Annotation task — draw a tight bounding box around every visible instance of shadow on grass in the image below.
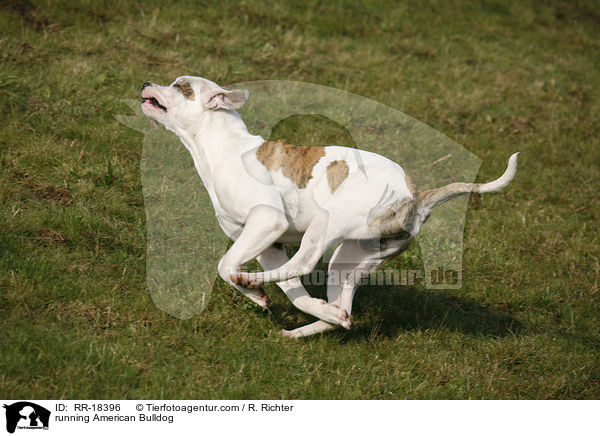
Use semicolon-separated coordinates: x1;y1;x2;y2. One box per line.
268;284;524;341
221;247;523;341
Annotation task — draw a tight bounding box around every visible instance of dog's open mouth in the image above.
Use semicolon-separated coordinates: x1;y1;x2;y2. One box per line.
141;96;167;112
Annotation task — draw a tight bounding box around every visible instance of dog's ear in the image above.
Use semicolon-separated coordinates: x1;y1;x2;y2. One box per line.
205;88;249;110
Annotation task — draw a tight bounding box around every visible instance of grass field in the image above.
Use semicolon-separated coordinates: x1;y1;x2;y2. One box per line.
1;0;599;399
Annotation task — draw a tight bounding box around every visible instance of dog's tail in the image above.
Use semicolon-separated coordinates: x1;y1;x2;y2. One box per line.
418;152;519;211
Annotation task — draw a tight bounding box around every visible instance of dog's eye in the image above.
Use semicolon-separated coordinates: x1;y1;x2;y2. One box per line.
173;83;181;89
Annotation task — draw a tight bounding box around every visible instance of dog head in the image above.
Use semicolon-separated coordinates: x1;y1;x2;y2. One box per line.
140;76;249;131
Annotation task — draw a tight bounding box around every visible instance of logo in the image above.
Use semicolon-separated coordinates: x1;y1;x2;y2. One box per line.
3;402;50;434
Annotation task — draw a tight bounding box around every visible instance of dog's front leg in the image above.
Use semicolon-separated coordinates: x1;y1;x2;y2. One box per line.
232;210;334;287
217;204;289;307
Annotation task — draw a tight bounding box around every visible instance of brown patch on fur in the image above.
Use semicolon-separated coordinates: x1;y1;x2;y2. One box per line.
404;173;418;195
374;181;476;236
326;160;349;193
418;182;475;210
369;197;418;238
256;140;325;188
175;80;195;100
369;173;422;237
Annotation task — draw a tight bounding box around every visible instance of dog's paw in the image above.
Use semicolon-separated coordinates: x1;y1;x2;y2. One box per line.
247;287;270;308
316;302;352;330
337;308;352;330
231;272;260;289
257;287;270;307
280;329;299;339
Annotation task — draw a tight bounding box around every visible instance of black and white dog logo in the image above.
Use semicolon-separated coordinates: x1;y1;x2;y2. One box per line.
3;402;50;434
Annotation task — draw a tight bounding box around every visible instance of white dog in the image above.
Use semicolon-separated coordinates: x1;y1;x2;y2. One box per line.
141;76;518;338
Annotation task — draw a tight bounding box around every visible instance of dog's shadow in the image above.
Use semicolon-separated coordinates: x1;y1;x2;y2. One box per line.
268;283;523;341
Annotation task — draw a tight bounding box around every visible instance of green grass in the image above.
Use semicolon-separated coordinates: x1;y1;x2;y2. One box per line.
1;0;599;399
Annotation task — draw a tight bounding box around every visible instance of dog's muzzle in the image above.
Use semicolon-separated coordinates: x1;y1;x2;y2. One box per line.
141;82;167;112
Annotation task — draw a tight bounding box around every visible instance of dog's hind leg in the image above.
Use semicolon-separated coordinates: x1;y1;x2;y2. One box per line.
273;237;409;339
256;244;351;330
276;239;390;339
277;242;369;339
327;237;410;319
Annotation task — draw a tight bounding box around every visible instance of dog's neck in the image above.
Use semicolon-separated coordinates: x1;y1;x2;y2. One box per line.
173;109;263;198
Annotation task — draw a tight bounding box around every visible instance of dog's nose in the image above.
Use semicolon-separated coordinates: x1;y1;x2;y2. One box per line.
141;82;152;91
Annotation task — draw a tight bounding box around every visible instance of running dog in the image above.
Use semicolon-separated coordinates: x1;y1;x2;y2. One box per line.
140;76;518;338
